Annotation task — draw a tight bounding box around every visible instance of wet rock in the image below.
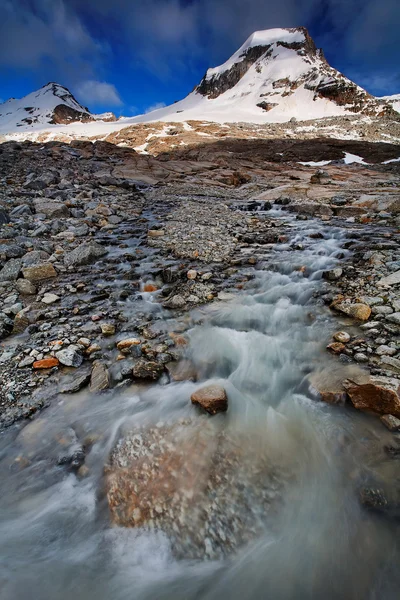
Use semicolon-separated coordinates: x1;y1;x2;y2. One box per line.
33;357;60;369
191;384;228;415
59;371;91;393
100;323;115;336
333;331;351;343
376;345;397;356
327;342;345;354
116;338;141;352
359;487;389;512
380;414;400;432
64;242;107;267
0;259;22;282
187;269;197;280
333;302;371;321
344;377;400;418
323;268;343;281
89;361;110;392
132;359;164;380
106;420;280;560
380;356;400;374
22;263;57;282
55;346;83;368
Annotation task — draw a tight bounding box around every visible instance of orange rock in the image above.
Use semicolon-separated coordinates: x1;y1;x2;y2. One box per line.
33;357;59;369
143;283;158;292
344;378;400;418
191;384;228;415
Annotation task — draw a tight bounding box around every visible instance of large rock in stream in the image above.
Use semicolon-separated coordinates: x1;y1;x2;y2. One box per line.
106;419;282;560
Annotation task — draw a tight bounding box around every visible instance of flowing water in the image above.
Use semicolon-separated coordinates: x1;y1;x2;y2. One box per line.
0;209;399;599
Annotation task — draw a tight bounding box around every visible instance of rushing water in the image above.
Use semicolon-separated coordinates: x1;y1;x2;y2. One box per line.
0;209;399;600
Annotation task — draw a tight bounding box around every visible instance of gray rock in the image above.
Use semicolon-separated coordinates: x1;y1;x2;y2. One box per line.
323;268;343;281
34;200;70;219
0;258;22;282
386;313;400;325
377;271;400;287
64;242;107;267
376;345;397;356
60;371;91;393
22;250;51;266
10;204;32;217
55;346;83;368
0;208;10;225
15;279;37;295
380;414;400;432
0;244;24;259
90;361;110;392
0;314;14;340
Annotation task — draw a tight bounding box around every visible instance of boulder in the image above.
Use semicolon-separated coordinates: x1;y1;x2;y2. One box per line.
59;371;91;394
344;377;400;418
33;200;69;218
376;270;400;287
64;242;107;267
191;384;228;415
132;359;164;380
0;258;22;282
22;262;57;281
55;346;83;368
15;279;37;295
332;302;371;321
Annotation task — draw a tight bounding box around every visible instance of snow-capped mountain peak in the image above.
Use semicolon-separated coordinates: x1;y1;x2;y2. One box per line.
136;27;396;124
0;82;115;133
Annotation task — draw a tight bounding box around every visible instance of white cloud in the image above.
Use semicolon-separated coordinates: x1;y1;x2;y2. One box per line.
145;102;167;113
75;80;122;107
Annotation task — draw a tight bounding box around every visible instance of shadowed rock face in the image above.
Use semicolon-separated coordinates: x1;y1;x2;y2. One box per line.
50;104;93;125
196;45;272;99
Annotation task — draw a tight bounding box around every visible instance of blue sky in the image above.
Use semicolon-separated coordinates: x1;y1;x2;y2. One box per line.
0;0;399;115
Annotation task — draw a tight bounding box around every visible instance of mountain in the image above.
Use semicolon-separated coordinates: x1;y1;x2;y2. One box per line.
0;29;398;140
380;94;400;114
138;27;395;124
0;82;115;133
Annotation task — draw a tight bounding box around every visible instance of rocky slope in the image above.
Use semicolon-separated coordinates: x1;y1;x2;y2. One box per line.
0;82;116;134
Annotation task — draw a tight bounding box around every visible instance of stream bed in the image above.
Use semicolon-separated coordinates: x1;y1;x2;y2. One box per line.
0;209;399;600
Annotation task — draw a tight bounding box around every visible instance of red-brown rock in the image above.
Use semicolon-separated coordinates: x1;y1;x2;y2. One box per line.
191;384;228;415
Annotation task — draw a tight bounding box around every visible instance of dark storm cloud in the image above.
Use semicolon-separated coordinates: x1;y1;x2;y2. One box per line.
0;0;399;101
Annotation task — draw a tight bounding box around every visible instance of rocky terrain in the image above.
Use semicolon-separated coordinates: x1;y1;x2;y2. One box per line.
0;132;399;562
